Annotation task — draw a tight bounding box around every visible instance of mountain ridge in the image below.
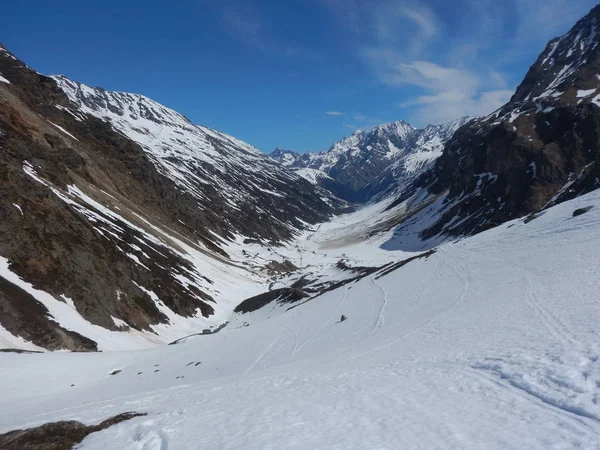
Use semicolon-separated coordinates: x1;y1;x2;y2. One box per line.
385;3;600;245
270;117;472;202
0;45;340;351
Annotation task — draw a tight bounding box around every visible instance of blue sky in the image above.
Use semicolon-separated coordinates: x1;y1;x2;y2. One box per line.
4;0;598;152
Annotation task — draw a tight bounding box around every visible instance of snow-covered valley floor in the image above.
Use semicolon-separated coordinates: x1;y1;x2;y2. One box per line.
2;192;600;449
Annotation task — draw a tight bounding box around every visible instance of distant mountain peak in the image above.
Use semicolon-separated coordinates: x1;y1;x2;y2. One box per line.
408;3;600;240
270;117;471;202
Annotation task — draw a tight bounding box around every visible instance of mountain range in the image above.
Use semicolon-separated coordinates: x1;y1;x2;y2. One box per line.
1;4;600;352
0;46;340;350
270;116;472;202
2;4;600;449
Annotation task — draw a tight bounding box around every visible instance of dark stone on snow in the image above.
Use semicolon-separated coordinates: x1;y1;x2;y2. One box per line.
573;206;593;217
0;412;146;450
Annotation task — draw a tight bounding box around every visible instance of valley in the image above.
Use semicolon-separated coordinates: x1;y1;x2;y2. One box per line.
1;190;600;449
1;4;600;449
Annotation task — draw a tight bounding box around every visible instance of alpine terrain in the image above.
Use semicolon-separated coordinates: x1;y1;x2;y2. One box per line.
1;4;600;450
270;116;472;202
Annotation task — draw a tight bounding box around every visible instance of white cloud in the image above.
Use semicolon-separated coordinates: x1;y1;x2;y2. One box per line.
323;0;599;125
400;88;514;125
322;0;438;54
325;111;344;116
220;6;265;50
372;4;438;54
363;54;512;124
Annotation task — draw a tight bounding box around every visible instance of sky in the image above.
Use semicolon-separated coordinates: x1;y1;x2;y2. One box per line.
3;0;598;153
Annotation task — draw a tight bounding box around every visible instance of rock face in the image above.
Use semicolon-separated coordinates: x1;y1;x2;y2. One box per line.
0;45;334;350
270;118;471;203
0;412;146;450
394;4;600;241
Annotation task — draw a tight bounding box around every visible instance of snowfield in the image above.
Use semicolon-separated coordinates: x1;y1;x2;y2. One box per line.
1;191;600;449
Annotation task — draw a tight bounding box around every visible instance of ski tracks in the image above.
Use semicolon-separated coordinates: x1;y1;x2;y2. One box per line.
409;255;442;313
369;276;387;335
291;286;349;358
465;365;600;434
249;286;353;371
245;321;290;373
502;251;578;349
326;249;471;368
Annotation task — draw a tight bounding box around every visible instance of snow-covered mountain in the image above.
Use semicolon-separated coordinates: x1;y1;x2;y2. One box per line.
2;5;600;449
385;4;600;244
269;147;316;168
51;75;338;242
270;117;472;202
0;46;340;351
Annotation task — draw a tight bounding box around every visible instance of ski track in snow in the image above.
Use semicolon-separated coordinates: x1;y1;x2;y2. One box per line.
504;251;578;349
369;276;387;334
292;286;348;357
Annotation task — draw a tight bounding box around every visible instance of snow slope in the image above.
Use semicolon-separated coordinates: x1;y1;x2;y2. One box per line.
1;191;600;449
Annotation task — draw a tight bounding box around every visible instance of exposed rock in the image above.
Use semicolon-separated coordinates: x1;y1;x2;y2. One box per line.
234;288;309;314
0;412;146;450
264;260;298;275
0;44;335;351
392;5;600;242
573;206;594;216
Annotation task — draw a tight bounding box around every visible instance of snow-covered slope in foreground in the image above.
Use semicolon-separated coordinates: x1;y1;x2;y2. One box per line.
2;192;600;449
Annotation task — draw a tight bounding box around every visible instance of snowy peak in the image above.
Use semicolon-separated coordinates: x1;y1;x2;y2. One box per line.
325;120;416;161
270;148;299;167
51;75;336;243
269;148;316;168
52;75;263;160
405;4;600;241
511;4;600;104
370;120;416;138
270;118;471;203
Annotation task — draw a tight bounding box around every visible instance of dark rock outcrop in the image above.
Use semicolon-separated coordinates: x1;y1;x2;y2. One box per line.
234;288;309;314
0;412;145;450
392;5;600;241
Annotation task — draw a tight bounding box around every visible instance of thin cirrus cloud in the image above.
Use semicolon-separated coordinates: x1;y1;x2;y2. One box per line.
365;55;514;124
219;4;321;60
325;111;345;116
322;0;598;125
